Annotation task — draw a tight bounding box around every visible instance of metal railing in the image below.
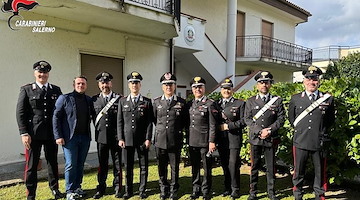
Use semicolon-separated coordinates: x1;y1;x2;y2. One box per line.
312;45;360;62
236;35;312;64
125;0;178;15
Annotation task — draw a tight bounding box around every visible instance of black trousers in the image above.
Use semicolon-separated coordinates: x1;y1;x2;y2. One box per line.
249;144;275;196
122;145;148;194
156;147;181;195
218;147;241;193
189;146;212;195
96;142;122;193
25;139;59;200
292;146;327;200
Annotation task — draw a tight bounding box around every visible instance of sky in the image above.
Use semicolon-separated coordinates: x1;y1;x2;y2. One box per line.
290;0;360;49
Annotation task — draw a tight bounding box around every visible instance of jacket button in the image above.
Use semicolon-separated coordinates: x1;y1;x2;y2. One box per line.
309;120;312;122
308;127;311;129
132;126;134;129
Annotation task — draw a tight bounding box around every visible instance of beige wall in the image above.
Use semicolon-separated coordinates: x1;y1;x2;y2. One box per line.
181;0;228;55
0;13;169;164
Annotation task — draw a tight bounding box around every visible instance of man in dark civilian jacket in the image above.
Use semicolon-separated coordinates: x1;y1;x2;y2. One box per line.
216;78;245;199
117;71;153;199
289;66;335;200
186;76;217;200
16;61;63;200
53;75;95;200
244;71;285;200
92;72;122;199
153;72;188;200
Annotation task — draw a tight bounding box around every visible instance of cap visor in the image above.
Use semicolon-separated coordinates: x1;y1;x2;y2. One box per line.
191;83;205;87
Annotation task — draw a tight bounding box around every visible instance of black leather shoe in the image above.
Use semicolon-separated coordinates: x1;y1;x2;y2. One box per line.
114;190;122;198
203;193;211;200
169;192;178;200
231;191;241;199
222;191;231;197
122;193;133;199
160;192;169;200
93;191;104;199
269;196;279;200
190;192;200;199
52;189;65;199
247;194;257;200
139;192;147;199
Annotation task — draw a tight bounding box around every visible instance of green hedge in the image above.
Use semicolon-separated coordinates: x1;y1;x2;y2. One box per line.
205;78;360;184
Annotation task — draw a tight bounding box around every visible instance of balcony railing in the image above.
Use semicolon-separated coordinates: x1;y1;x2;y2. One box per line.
125;0;179;15
236;35;312;65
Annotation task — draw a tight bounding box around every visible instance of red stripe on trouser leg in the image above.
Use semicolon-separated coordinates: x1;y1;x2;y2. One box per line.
292;146;296;178
24;148;29;196
292;186;297;191
322;157;328;191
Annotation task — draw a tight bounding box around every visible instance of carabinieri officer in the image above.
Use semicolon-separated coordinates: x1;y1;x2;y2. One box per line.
16;61;63;200
92;72;123;199
244;71;285;200
117;71;153;199
186;76;217;200
289;66;335;200
216;78;245;199
153;72;188;200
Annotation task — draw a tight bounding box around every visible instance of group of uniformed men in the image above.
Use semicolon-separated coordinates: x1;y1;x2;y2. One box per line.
16;60;334;200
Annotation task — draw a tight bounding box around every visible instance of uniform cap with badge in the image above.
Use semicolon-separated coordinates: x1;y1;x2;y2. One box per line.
302;66;323;78
96;71;113;82
33;60;51;73
254;71;273;83
160;72;177;84
127;71;143;82
190;76;206;87
220;78;233;88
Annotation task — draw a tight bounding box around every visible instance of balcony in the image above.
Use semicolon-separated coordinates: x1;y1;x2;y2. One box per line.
32;0;180;39
236;35;312;68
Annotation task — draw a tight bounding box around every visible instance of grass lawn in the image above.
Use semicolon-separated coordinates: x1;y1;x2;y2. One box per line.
0;162;357;200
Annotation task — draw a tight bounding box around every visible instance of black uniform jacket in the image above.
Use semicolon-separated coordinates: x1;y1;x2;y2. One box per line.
216;97;245;149
289;91;335;151
117;95;153;147
186;96;218;148
16;83;62;140
244;94;285;147
153;95;188;150
93;92;122;144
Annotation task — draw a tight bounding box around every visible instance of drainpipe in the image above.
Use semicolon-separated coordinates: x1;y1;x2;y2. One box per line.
226;0;237;82
169;39;174;73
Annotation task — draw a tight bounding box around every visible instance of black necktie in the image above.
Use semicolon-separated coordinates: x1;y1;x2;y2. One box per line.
105;96;109;103
262;96;267;103
167;99;171;106
132;97;137;105
222;100;227;109
42;85;47;91
310;94;315;102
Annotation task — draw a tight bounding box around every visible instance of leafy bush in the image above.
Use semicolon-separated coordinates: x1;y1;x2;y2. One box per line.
194;78;360;185
324;52;360;79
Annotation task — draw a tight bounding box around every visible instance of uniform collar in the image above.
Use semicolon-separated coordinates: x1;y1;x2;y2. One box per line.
35;82;49;89
161;95;177;101
102;91;113;99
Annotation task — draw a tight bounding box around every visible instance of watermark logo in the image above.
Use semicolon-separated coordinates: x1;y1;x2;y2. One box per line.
1;0;38;29
1;0;55;32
